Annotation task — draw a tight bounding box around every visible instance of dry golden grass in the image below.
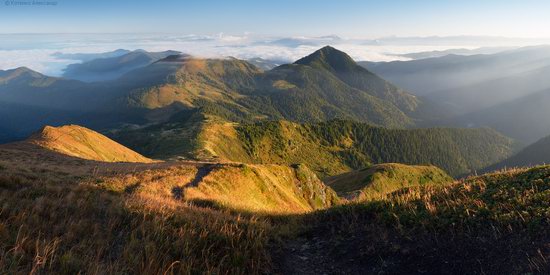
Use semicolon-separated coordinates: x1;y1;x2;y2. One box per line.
0;146;268;274
0;171;272;274
28;125;155;163
96;163;338;214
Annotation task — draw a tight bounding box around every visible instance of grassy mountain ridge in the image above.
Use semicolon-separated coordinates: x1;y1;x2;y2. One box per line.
22;123;339;213
247;62;414;127
0;67;48;84
180;163;340;213
28;124;155;163
128;56;261;110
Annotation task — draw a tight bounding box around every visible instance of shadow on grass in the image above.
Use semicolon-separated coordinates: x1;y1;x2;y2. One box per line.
172;164;219;200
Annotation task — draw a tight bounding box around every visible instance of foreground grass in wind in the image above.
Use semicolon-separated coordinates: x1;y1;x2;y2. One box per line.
0;167;273;274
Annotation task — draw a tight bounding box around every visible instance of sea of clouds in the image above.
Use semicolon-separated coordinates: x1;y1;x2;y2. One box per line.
0;33;548;76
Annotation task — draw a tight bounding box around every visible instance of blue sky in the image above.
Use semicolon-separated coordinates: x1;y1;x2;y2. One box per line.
1;0;550;38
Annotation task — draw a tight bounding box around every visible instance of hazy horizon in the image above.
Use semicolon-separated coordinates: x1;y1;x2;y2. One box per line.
2;32;550;76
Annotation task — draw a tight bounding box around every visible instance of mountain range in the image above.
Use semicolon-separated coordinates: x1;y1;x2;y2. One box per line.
121;46;426;127
2;45;548;170
0;46;438;139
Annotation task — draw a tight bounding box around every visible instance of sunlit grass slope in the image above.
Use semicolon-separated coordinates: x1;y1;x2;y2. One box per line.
0;138;338;274
28;125;155;163
0;163;272;274
99;163;339;214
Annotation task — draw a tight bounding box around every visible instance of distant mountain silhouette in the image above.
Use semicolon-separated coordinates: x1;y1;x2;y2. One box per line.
62;50;181;82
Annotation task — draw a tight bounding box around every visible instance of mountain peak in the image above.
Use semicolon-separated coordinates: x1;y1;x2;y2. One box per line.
0;67;44;82
294;46;358;72
2;67;38;75
318;45;342;53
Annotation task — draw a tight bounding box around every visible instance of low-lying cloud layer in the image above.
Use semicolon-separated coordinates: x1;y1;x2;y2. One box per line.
1;33;548;76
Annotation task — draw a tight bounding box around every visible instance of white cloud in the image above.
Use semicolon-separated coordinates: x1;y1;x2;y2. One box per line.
0;49;75;76
1;34;548;76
